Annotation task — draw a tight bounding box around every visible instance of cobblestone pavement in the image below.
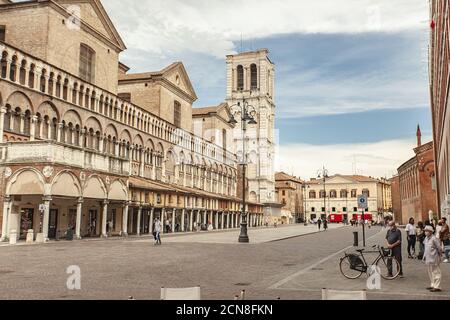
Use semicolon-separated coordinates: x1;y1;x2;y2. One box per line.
131;223;344;244
0;225;448;300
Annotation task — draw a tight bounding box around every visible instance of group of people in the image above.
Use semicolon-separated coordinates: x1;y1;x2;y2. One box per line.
385;217;449;292
316;218;328;231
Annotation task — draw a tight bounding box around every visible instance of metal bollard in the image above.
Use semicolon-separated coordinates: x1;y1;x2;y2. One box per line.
353;232;359;247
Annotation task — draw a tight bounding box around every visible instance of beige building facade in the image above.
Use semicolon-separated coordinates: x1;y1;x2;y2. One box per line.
304;175;392;223
275;172;304;225
0;0;265;243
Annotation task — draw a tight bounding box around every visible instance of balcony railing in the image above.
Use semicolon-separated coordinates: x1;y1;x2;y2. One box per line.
0;141;130;176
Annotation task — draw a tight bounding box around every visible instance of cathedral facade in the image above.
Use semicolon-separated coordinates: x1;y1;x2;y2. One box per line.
0;0;264;243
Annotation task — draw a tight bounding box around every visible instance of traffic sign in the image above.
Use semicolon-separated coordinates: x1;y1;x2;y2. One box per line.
357;195;368;209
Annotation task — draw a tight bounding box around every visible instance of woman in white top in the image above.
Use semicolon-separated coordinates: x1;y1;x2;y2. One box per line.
406;218;417;258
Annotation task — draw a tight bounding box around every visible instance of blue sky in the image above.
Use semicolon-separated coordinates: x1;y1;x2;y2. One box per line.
103;0;431;179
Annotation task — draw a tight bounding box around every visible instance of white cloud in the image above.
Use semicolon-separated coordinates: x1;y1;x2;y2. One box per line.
275;138;424;180
277;71;429;118
103;0;428;58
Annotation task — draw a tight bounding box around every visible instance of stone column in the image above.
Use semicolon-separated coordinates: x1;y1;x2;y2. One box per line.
171;209;175;233
18;113;25;134
0;107;5;144
75;198;83;239
99;135;104;153
151;155;157;180
114;142;120;157
42;197;51;242
139;148;145;177
161;208;166;234
0;196;12;241
215;212;219;230
46;120;51;140
189;210;194;232
137;206;142;236
30;116;37;141
196;210;200;228
5;59;11;83
79;129;85;148
203;210;207;226
221;212;224;229
101;200;108;237
181;209;186;232
24;65;30;87
57;123;63;142
149;207;154;234
122;202;129;236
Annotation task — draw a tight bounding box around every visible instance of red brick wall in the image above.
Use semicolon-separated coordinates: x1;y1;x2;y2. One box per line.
418;149;438;221
390;176;402;223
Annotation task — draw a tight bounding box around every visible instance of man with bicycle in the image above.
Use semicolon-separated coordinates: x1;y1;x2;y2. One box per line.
386;221;404;278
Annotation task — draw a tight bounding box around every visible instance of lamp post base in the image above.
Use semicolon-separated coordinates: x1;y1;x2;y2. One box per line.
238;222;249;243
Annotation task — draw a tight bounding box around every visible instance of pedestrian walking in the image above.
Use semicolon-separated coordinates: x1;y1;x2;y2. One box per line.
154;217;162;245
317;218;322;231
386;220;404;278
323;219;328;231
416;221;426;260
406;218;417;258
423;225;443;292
439;218;449;263
165;219;170;233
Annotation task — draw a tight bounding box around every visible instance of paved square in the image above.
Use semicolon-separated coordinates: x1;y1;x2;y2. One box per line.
0;226;448;300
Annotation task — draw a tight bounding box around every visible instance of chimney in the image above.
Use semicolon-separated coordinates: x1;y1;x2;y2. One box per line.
416;125;422;147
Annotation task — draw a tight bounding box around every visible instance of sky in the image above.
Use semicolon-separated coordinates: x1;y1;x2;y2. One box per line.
100;0;432;180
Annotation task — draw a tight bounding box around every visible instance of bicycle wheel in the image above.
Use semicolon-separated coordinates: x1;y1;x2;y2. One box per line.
376;256;401;280
340;255;364;279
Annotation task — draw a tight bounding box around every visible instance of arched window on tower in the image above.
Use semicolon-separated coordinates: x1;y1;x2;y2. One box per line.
237;65;244;91
250;63;257;90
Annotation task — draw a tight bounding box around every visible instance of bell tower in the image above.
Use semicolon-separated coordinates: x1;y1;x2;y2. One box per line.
226;49;276;205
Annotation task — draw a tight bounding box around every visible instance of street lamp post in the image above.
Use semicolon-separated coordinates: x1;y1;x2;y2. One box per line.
302;184;309;225
317;167;329;222
229;98;258;243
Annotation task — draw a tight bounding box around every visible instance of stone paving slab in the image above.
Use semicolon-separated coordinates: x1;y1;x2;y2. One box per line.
0;226;447;300
271;228;450;300
131;224;344;244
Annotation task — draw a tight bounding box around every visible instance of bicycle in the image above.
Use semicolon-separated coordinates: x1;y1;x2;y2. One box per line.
340;245;401;280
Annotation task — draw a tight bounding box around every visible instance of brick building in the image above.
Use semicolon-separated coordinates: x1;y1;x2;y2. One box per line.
429;0;450;220
274;172;304;224
396;127;438;224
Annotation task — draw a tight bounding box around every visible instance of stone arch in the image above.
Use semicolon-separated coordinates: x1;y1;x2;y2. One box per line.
37;101;59;121
165;150;176;179
146;138;155;151
120;129;132;143
6;91;34;112
108;180;128;201
157;142;164;154
82;175;107;199
133;134;144;146
62;109;82;127
51;171;81;197
85;116;102;133
105;124;118;138
6;168;45;196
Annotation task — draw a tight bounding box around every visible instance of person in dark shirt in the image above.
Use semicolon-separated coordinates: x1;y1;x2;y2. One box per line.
386;220;404;278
